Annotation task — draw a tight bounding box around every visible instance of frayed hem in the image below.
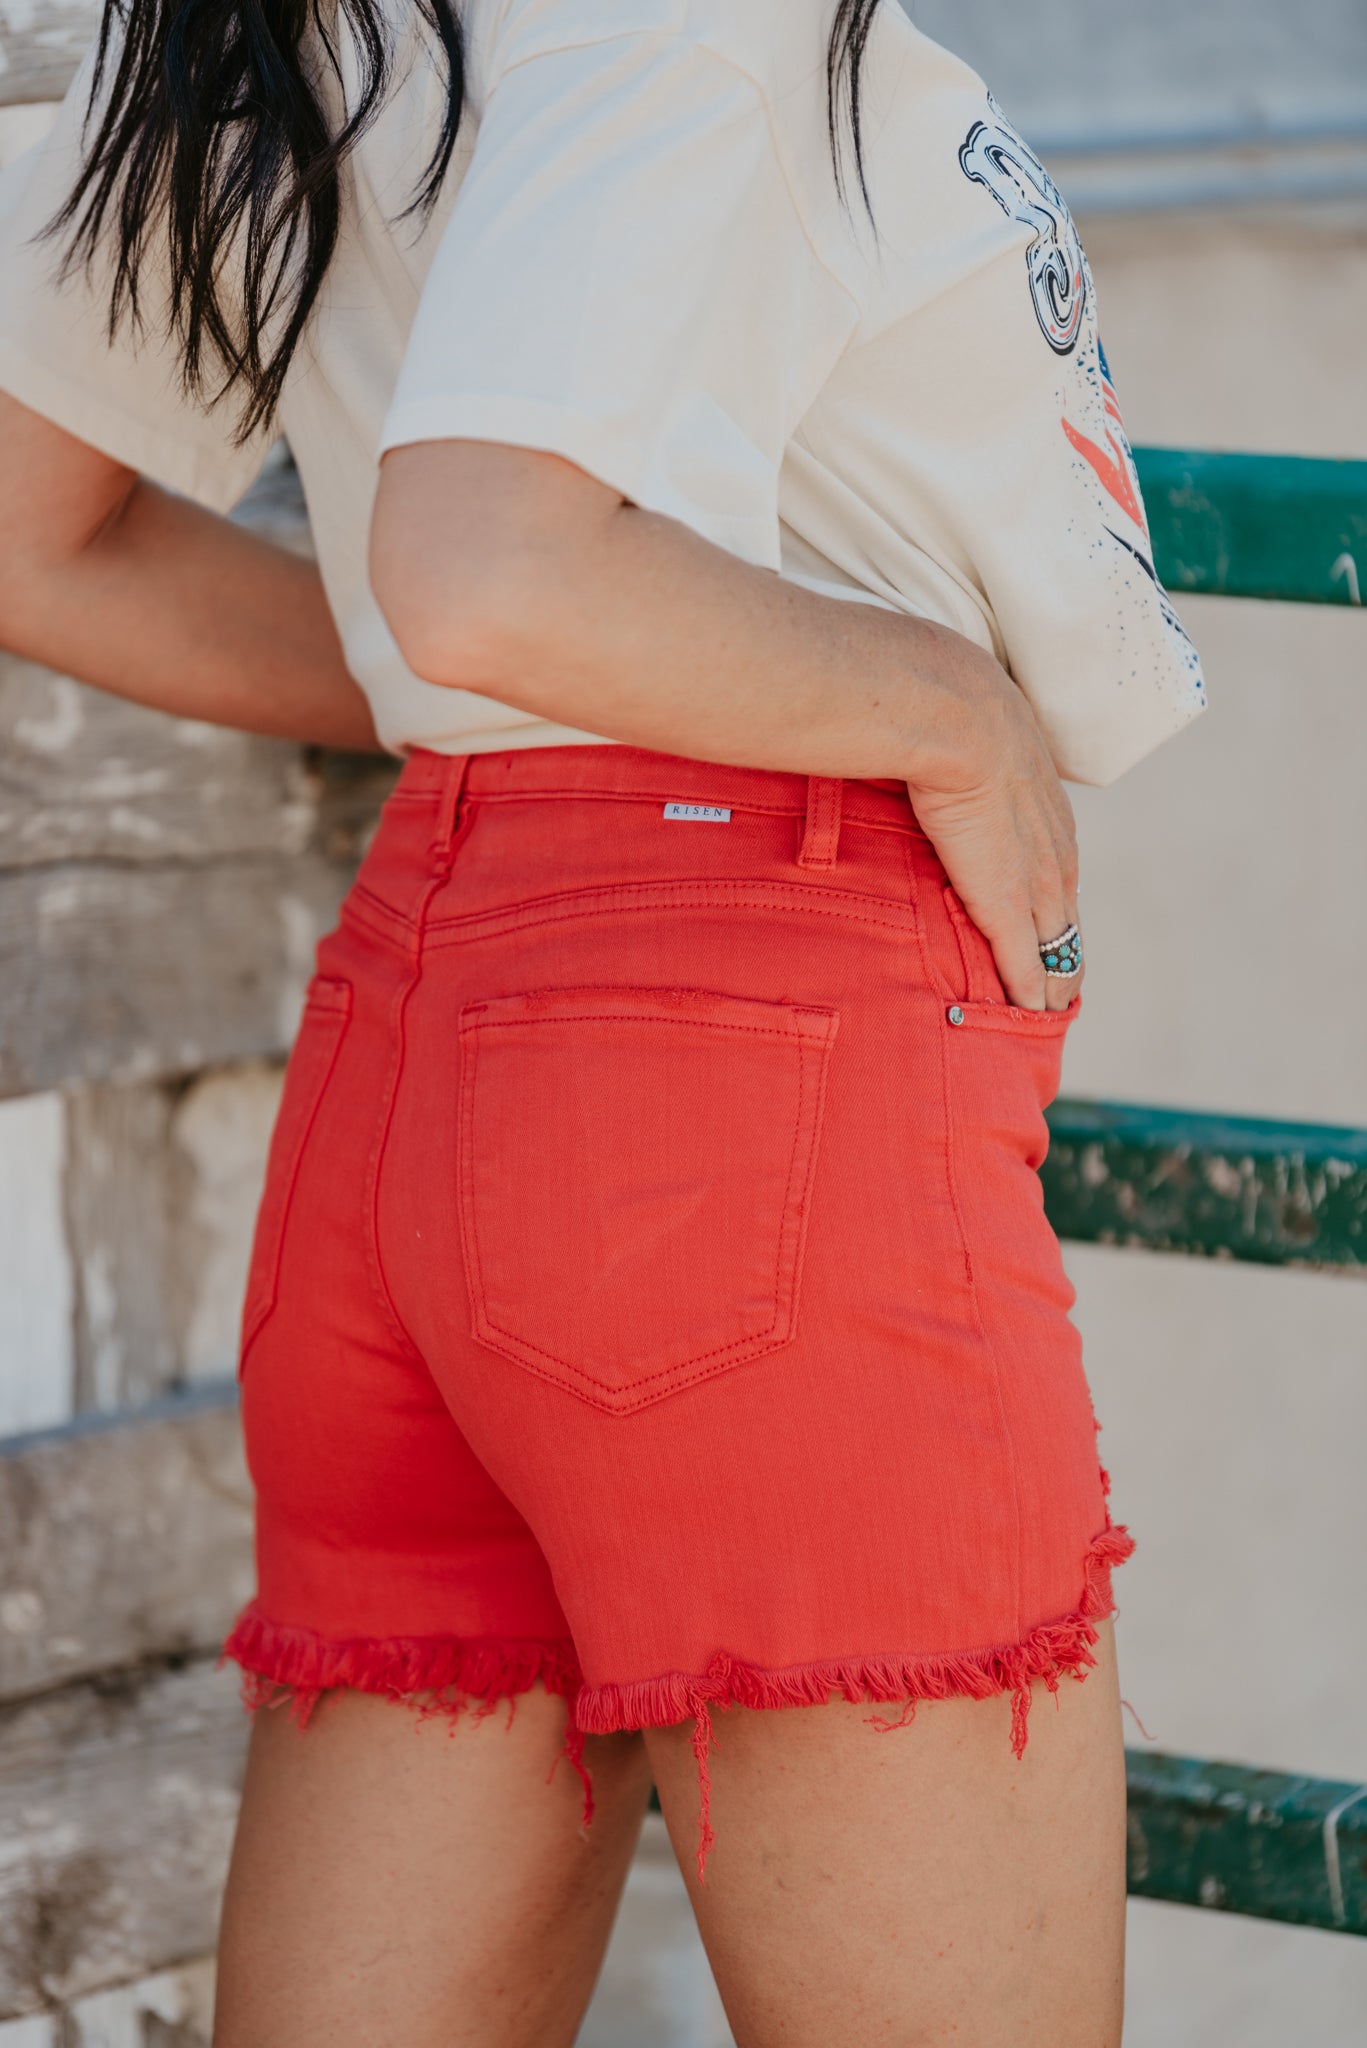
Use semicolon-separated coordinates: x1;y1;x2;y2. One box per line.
224;1525;1133;1883
575;1524;1134;1883
219;1607;593;1820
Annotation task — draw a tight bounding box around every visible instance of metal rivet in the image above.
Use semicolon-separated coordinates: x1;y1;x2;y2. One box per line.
947;1005;965;1026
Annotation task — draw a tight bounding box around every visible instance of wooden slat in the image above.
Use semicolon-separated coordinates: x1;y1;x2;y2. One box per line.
0;0;94;107
57;1958;217;2047
0;738;395;1098
63;1081;183;1412
0;847;352;1098
1137;447;1367;607
0;450;379;874
0;685;396;872
1126;1749;1367;1934
1043;1097;1367;1271
0;680;332;871
0;442;398;1097
0;1388;249;1704
60;1066;290;1414
0;729;395;1105
0;1656;246;2018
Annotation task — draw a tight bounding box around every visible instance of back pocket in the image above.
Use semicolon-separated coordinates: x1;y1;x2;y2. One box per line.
457;986;838;1414
239;975;353;1375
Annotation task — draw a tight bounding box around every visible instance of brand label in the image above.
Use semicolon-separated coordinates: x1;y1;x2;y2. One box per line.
662;802;731;822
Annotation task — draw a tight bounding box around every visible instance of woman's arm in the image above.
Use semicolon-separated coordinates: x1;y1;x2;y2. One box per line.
0;393;381;752
371;442;1079;1011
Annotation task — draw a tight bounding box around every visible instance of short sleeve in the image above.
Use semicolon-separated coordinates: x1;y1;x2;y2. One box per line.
378;14;859;570
0;49;271;511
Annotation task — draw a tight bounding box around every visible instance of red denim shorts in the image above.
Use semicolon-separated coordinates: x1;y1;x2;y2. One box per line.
224;744;1130;1872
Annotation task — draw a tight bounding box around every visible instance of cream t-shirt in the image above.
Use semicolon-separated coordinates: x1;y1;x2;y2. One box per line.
0;0;1205;784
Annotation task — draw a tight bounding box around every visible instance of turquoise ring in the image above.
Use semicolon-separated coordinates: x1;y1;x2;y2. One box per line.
1038;923;1082;977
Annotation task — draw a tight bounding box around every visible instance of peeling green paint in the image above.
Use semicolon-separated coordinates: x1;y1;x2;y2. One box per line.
1043;1099;1367;1271
1126;1751;1367;1934
1135;448;1367;606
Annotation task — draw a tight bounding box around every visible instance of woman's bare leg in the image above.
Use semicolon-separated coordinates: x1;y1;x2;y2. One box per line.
213;1683;652;2048
645;1622;1127;2048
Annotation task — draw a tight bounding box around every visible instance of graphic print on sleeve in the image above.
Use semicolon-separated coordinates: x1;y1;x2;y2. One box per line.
958;105;1086;356
957;96;1204;696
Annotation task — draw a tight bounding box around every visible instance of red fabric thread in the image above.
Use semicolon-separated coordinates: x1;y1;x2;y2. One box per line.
559;1718;596;1829
221;1608;583;1727
1121;1697;1156;1742
690;1698;717;1884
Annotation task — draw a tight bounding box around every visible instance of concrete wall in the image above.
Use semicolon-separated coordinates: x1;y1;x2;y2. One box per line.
906;0;1367;145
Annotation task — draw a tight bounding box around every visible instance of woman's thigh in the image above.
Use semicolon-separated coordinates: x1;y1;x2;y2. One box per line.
645;1623;1127;2048
213;1686;652;2048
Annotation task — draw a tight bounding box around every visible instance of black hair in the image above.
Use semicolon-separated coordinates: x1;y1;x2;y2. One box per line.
828;0;879;213
45;0;881;446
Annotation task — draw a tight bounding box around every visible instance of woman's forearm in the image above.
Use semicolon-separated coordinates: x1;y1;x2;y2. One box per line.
483;503;1001;784
371;442;1009;789
5;478;381;750
0;456;380;752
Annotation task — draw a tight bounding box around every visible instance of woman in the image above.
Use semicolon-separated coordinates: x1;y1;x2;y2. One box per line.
0;0;1204;2039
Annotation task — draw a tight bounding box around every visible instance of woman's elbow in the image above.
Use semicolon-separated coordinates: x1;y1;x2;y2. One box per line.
369;441;615;693
369;517;536;692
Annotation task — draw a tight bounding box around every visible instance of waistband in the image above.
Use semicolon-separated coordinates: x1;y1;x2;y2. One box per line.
397;744;924;840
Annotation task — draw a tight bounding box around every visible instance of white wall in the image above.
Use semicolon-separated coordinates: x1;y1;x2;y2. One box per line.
1061;202;1367;2044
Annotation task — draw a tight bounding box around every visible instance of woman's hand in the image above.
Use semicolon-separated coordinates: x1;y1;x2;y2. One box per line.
906;656;1082;1013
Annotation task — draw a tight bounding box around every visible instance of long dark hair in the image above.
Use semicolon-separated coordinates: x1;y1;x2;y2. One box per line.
46;0;881;445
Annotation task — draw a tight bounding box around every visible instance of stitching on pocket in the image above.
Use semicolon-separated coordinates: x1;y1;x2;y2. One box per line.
468;1034;813;1394
426;878;920;948
905;839;960;1003
951;996;1079;1036
906;846;1081;1036
455;989;839;1415
239;977;353;1376
942;883;999;1005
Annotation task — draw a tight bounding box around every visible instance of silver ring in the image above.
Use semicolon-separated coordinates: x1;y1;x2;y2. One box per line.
1038;923;1082;977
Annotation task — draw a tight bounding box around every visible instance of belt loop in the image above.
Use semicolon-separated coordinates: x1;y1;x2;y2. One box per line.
430;753;473;874
798;776;843;869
